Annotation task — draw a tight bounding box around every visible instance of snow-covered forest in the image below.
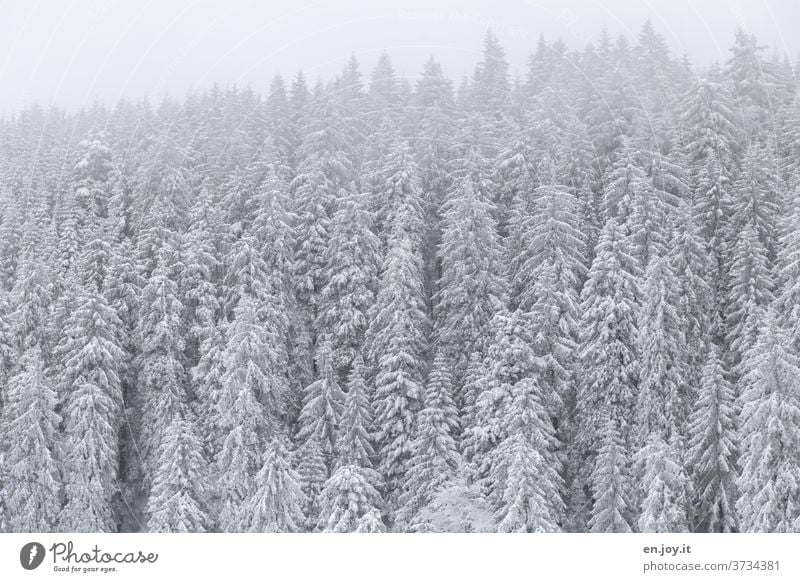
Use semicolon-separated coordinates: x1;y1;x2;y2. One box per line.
0;21;799;533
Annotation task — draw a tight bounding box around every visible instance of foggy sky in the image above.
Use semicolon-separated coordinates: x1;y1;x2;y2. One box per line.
0;0;797;115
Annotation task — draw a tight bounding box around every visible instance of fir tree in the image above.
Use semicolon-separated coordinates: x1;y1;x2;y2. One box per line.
588;419;634;533
490;378;563;532
318;464;383;533
337;355;375;470
636;435;690;533
297;345;345;464
317;192;379;376
1;346;61;532
736;311;800;532
146;410;210;532
687;346;738;532
243;440;306;533
577;218;640;453
367;210;429;511
435;173;507;390
397;351;460;529
636;254;686;441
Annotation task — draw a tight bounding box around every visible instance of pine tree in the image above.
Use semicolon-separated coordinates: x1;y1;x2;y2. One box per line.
318;464;383;532
682;66;740;178
355;509;387;533
776;198;800;353
726;29;777;142
9;245;53;353
338;355;375;470
1;346;61;532
725;223;774;378
636;435;690;532
636;254;686;441
146;410;210;532
58;290;124;532
413;474;496;532
215;297;274;531
435;173;506;389
138;250;186;482
191;319;227;462
296;437;327;531
180;186;222;368
588;419;634;533
397;351;460;529
691;149;734;297
243;440;306;533
669;202;712;391
577;218;640;453
736;311;800;532
472;29;511;116
291;164;332;382
687;346;738;532
317;192;379;376
367;210;429;511
490;377;563;533
463;308;534;485
297;345;345;463
512;181;585;417
603;138;664;265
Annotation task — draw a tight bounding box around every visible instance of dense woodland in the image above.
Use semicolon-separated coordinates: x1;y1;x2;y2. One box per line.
0;22;799;533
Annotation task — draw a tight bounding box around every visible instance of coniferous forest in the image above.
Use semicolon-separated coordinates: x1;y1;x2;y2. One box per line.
1;22;799;533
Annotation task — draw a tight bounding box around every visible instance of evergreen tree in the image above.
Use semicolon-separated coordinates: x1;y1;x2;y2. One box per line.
636;254;686;441
577;218;640;453
725;223;774;378
636;434;690;532
491;376;563;532
297;345;345;464
317;192;379;376
687;346;738;532
146;410;210;532
397;351;460;529
1;346;61;532
588;419;634;533
58;290;124;532
337;355;375;470
138;250;186;482
736;311;800;532
367;210;429;511
215;297;273;531
243;440;306;533
435;173;506;389
318;464;383;533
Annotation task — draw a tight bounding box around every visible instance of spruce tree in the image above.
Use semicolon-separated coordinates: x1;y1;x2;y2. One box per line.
317;192;379;376
243;440;306;533
318;464;383;532
435;173;506;390
636;434;690;533
577;218;640;453
687;346;738;532
490;375;563;532
146;410;210;532
397;351;461;529
1;346;61;532
337;355;375;470
367;208;429;511
736;311;800;532
588;419;634;533
636;254;686;441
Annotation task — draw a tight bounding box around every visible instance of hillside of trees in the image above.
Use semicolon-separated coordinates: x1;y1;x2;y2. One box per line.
0;22;799;533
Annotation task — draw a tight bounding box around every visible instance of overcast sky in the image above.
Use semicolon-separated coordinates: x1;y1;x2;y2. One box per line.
0;0;797;115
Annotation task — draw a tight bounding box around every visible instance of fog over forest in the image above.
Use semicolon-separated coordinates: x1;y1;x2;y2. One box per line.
0;15;799;533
